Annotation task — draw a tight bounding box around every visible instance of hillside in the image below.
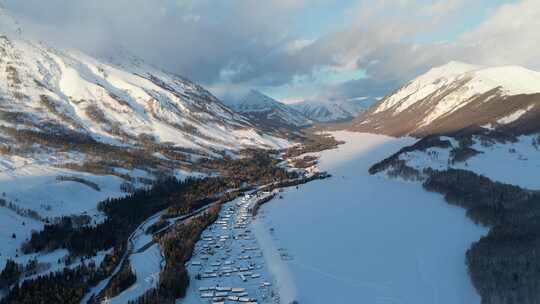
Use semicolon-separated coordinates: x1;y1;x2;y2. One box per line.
0;37;288;150
351;61;540;137
0;31;290;214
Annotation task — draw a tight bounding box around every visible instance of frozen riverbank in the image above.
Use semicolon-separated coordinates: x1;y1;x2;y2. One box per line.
254;131;488;304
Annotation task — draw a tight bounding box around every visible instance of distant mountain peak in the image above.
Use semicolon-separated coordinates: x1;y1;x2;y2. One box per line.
237;90;283;111
292;98;370;123
246;89;270;99
225;90;311;131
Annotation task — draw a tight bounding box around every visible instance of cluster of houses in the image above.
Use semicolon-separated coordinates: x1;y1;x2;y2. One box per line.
186;193;280;304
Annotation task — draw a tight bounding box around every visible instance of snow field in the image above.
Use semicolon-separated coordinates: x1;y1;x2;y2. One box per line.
402;134;540;190
251;131;487;304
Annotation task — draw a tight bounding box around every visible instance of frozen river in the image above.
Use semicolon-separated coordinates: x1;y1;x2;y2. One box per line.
254;131;488;304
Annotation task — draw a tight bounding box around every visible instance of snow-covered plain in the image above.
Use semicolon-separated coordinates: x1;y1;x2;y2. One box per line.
253;131;488;304
0;161;129;271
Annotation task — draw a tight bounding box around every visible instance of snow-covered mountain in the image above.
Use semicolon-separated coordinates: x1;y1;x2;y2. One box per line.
228;90;312;131
352;61;540;137
0;9;291;274
0;37;287;148
292;99;369;123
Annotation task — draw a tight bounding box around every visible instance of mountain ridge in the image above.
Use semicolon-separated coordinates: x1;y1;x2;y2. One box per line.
230;90;312;130
0;34;289;152
351;61;540;137
292;98;369;123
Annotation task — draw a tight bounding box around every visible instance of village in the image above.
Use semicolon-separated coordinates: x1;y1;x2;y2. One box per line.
184;191;282;304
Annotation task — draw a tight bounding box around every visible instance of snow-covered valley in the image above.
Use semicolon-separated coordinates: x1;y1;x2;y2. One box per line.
1;1;539;303
246;132;488;303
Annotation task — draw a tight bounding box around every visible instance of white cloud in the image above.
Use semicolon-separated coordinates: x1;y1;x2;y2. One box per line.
457;0;540;69
419;0;464;17
1;0;537;103
325;0;540;102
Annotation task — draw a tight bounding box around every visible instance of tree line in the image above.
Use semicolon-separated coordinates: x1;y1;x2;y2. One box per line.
423;168;540;304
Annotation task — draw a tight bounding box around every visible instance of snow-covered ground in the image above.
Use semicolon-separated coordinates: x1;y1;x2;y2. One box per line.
0;161;129;271
252;131;488;304
105;244;162;304
99;211;165;304
402;134;540;190
0;162;126;219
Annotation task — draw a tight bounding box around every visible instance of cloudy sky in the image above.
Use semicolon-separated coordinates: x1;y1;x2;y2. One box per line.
2;0;538;104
